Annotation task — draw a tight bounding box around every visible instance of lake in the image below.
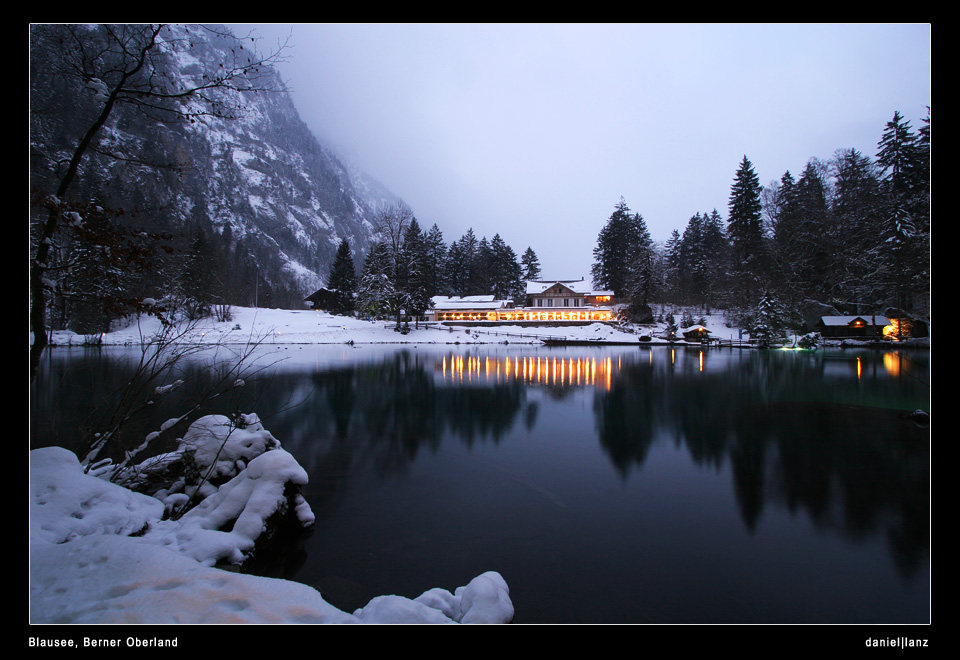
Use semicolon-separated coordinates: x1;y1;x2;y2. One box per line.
30;342;930;624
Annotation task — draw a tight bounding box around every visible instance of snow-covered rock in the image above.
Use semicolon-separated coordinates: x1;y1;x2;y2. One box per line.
30;440;515;624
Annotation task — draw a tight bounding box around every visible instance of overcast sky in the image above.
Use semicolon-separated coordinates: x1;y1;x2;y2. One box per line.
234;23;930;281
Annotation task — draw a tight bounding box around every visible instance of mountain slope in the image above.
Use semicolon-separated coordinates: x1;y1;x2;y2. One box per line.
30;23;393;301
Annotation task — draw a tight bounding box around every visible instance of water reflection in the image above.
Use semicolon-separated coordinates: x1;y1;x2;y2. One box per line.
438;353;615;390
32;344;929;621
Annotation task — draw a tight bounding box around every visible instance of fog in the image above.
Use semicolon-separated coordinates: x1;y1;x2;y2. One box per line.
234;23;931;279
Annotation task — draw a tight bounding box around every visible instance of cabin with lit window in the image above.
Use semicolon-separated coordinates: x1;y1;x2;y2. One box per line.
816;315;892;339
682;325;714;341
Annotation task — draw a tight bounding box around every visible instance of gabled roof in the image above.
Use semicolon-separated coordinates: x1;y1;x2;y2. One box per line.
525;279;599;296
819;315;892;327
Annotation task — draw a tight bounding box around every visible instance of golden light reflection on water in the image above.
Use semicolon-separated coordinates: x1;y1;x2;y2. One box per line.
438;354;617;389
883;352;902;377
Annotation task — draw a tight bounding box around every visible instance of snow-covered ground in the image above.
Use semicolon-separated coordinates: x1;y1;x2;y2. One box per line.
30;409;514;625
46;305;748;347
32;307;546;625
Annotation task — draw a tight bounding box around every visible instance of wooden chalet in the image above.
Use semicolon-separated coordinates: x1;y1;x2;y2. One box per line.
681;325;713;341
304;287;337;310
816;315;892;339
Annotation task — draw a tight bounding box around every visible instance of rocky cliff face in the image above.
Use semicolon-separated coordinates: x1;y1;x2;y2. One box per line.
30;24;398;298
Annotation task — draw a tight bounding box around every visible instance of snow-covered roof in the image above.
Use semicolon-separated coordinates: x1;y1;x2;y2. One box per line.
525;280;603;296
431;295;510;310
819;315;892;327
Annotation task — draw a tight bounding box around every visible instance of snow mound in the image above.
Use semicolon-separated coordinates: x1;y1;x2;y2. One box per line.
30;446;164;545
30;443;514;624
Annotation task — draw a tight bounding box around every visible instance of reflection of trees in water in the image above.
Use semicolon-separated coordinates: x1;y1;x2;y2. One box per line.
283;350;526;473
590;349;929;576
592;367;657;477
35;347;929;578
740;402;929;577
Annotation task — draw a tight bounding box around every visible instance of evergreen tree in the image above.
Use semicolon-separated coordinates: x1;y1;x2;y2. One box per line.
448;228;480;296
829;148;882;307
445;237;470;297
726;156;766;307
662;229;682;305
877;111;922;202
356;241;395;320
679;212;705;307
769;171;803;301
488;234;524;302
326;237;357;315
624;211;655;313
592;198;655;320
752;293;788;348
397;218;430;324
591;197;636;297
701;209;729;313
793;159;832;300
521;246;541;281
424;223;447;298
875;110;929;313
471;236;492;295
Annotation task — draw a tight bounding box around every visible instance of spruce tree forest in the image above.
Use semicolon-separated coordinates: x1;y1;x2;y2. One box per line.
589;109;930;336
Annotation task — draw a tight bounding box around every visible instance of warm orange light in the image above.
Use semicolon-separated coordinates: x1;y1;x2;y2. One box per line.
883;352;901;377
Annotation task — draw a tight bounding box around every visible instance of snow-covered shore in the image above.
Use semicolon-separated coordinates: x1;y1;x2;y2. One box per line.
45;305;659;347
31;307;532;625
46;305;923;349
30;414;514;625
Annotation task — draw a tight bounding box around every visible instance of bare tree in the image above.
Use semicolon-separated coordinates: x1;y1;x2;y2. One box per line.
30;24;289;382
372;203;417;328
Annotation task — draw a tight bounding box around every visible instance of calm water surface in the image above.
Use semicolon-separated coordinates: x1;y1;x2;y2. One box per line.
31;343;930;624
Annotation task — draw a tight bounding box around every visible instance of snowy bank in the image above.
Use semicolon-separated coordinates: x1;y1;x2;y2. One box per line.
44;305;726;347
30;415;514;624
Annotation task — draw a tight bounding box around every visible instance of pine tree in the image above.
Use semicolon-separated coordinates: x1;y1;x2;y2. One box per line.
701;209;729;313
876;110;929;313
448;229;480;296
662;229;682;305
356;241;395;320
794;159;832;300
424;223;447;298
727;156;766;307
445;237;470;297
624;211;655;312
591;197;635;297
829;148;882;306
752;293;788;348
488;234;523;302
472;236;492;295
397;218;430;324
520;247;541;281
326;237;357;315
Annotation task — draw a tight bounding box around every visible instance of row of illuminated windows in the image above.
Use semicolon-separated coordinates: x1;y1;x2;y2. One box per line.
434;310;613;322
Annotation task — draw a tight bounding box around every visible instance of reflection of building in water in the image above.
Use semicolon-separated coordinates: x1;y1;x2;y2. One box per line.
438;354;616;390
